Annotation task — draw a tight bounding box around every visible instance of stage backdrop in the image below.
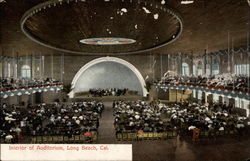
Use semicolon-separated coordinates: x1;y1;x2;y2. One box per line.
73;61;143;95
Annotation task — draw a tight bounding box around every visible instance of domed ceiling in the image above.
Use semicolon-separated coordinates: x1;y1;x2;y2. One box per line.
0;0;249;56
21;0;183;55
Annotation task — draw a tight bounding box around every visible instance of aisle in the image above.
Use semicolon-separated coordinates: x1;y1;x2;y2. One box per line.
97;102;117;144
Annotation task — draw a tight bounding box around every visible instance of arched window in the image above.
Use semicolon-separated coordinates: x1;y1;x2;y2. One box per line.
206;64;211;76
197;90;202;100
213;94;219;102
21;65;31;78
197;61;203;76
235;98;244;109
212;59;220;75
192;64;196;76
8;63;11;77
0;62;2;76
182;63;189;76
234;64;250;75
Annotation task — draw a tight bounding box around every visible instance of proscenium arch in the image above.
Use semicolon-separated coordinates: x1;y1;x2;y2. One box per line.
69;57;148;98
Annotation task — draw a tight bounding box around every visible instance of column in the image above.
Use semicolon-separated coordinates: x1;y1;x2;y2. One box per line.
180;53;182;76
42;55;45;78
191;55;194;76
39;53;42;79
204;92;208;103
227;31;231;73
210;55;213;76
167;54;170;72
51;54;54;79
60;54;64;82
30;54;33;79
160;54;163;78
1;55;4;78
16;52;19;78
204;50;207;76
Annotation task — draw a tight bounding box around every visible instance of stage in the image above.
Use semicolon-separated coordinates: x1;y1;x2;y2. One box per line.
71;95;145;102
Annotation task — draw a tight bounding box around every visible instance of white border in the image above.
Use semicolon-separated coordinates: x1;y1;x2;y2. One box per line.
68;57;148;98
1;144;132;161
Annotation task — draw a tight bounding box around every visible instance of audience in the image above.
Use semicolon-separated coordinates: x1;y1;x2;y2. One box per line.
158;73;250;93
1;100;249;143
0;77;62;92
162;101;249;136
0;101;104;143
113;101;172;134
113;100;250;138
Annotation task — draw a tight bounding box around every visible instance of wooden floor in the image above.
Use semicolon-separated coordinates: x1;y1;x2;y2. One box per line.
97;102;250;161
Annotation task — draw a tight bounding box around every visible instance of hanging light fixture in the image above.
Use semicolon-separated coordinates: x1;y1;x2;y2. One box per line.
235;96;240;101
3;94;8;98
181;0;194;4
25;91;30;95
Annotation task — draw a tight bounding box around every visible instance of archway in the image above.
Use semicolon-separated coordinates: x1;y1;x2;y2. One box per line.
197;61;203;76
68;57;148;98
181;62;190;76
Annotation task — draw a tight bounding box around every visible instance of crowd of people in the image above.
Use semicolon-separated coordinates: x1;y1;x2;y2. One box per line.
89;88;129;97
113;101;169;134
1;99;250;143
0;101;104;143
0;77;62;92
113;100;250;139
162;102;250;137
158;73;250;93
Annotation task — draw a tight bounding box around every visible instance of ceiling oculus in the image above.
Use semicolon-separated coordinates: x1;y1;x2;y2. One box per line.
79;38;136;45
21;0;183;55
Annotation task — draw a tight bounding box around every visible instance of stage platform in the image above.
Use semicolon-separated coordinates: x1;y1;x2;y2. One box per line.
71;95;146;101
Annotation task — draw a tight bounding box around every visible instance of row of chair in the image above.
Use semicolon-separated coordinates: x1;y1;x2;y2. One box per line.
116;131;177;141
30;133;98;143
199;129;239;138
0;138;7;143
